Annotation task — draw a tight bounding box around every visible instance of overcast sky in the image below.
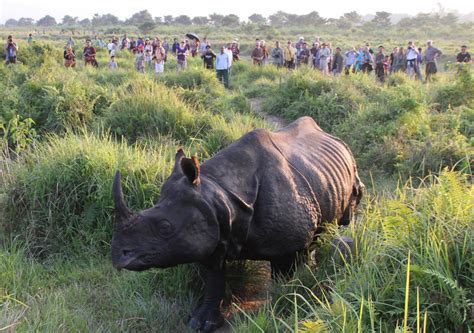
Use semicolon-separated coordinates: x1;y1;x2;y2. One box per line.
1;0;473;23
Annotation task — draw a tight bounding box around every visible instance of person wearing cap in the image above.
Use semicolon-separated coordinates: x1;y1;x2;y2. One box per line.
424;40;442;82
201;45;217;69
375;45;386;82
319;43;331;75
456;45;471;64
271;41;284;67
216;46;230;88
283;41;296;69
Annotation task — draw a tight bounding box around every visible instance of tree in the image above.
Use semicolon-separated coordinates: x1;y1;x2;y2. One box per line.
192;16;209;25
222;14;240;26
139;21;156;34
174;15;192;25
163;15;174;24
372;11;391;26
62;15;78;26
36;15;57;26
79;18;91;26
343;11;362;25
268;11;288;26
209;13;224;25
154;17;163;24
297;11;326;26
5;19;18;27
18;17;35;26
92;13;120;26
126;10;153;26
248;13;267;25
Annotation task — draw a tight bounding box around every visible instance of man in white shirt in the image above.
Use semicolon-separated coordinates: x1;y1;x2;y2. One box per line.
107;40;116;56
216;46;230;88
406;41;419;79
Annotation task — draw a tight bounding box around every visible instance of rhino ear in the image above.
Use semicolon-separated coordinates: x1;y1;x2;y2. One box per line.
173;148;186;173
180;156;200;185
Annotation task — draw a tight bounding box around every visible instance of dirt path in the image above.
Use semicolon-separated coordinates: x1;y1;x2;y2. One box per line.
249;98;287;129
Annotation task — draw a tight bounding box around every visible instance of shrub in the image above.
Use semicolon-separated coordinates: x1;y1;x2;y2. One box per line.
3;131;177;256
102;79;208;143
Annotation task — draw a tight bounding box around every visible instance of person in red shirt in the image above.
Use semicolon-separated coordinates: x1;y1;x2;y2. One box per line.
83;39;97;67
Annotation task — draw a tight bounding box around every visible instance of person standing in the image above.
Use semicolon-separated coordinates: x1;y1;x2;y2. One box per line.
332;47;344;76
201;45;216;69
271;41;283;67
231;41;240;62
144;39;154;69
424;40;442;82
64;45;76;68
27;33;33;43
295;37;304;67
319;43;331;75
153;40;166;75
260;40;269;65
299;42;311;66
416;47;423;81
162;38;170;61
135;46;145;73
251;42;264;65
200;38;209;55
311;42;320;70
345;47;358;74
283;40;296;69
456;45;471;63
5;35;18;65
176;40;188;71
83;39;97;67
108;55;119;70
107;39;116;57
225;43;233;76
171;38;179;55
361;46;374;74
129;37;137;51
406;41;420;79
375;46;386;82
216;46;230;88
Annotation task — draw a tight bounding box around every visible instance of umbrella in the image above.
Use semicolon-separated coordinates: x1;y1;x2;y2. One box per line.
186;33;200;42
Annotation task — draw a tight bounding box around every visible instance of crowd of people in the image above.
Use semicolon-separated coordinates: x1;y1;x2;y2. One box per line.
4;34;472;87
251;37;471;82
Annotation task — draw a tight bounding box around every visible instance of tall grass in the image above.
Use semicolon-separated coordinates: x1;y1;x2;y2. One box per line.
233;170;473;331
3;130;177;256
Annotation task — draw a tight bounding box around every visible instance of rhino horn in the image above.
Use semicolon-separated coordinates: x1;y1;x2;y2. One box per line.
112;171;132;227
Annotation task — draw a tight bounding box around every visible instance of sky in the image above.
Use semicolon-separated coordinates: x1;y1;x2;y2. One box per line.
1;0;473;23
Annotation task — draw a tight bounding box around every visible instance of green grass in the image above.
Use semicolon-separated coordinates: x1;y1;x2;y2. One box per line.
0;36;473;332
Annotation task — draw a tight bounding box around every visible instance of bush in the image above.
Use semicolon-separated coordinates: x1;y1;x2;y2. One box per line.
236;171;474;332
102;79;207;143
3;131;177;256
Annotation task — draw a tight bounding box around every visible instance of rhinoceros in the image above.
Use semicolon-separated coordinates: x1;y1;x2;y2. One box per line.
111;116;364;332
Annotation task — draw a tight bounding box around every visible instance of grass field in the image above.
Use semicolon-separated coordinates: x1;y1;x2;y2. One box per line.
0;28;473;332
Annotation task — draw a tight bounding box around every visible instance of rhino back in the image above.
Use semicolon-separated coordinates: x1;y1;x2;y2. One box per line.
201;117;359;260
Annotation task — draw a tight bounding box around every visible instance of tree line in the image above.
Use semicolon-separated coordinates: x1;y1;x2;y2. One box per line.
3;10;463;31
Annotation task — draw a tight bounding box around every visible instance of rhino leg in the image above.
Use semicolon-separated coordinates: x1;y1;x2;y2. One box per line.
189;267;225;332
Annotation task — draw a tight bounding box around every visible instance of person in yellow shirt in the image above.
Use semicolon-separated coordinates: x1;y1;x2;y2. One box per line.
284;40;296;69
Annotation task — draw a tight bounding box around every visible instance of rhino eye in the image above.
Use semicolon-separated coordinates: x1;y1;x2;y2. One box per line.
157;220;174;238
